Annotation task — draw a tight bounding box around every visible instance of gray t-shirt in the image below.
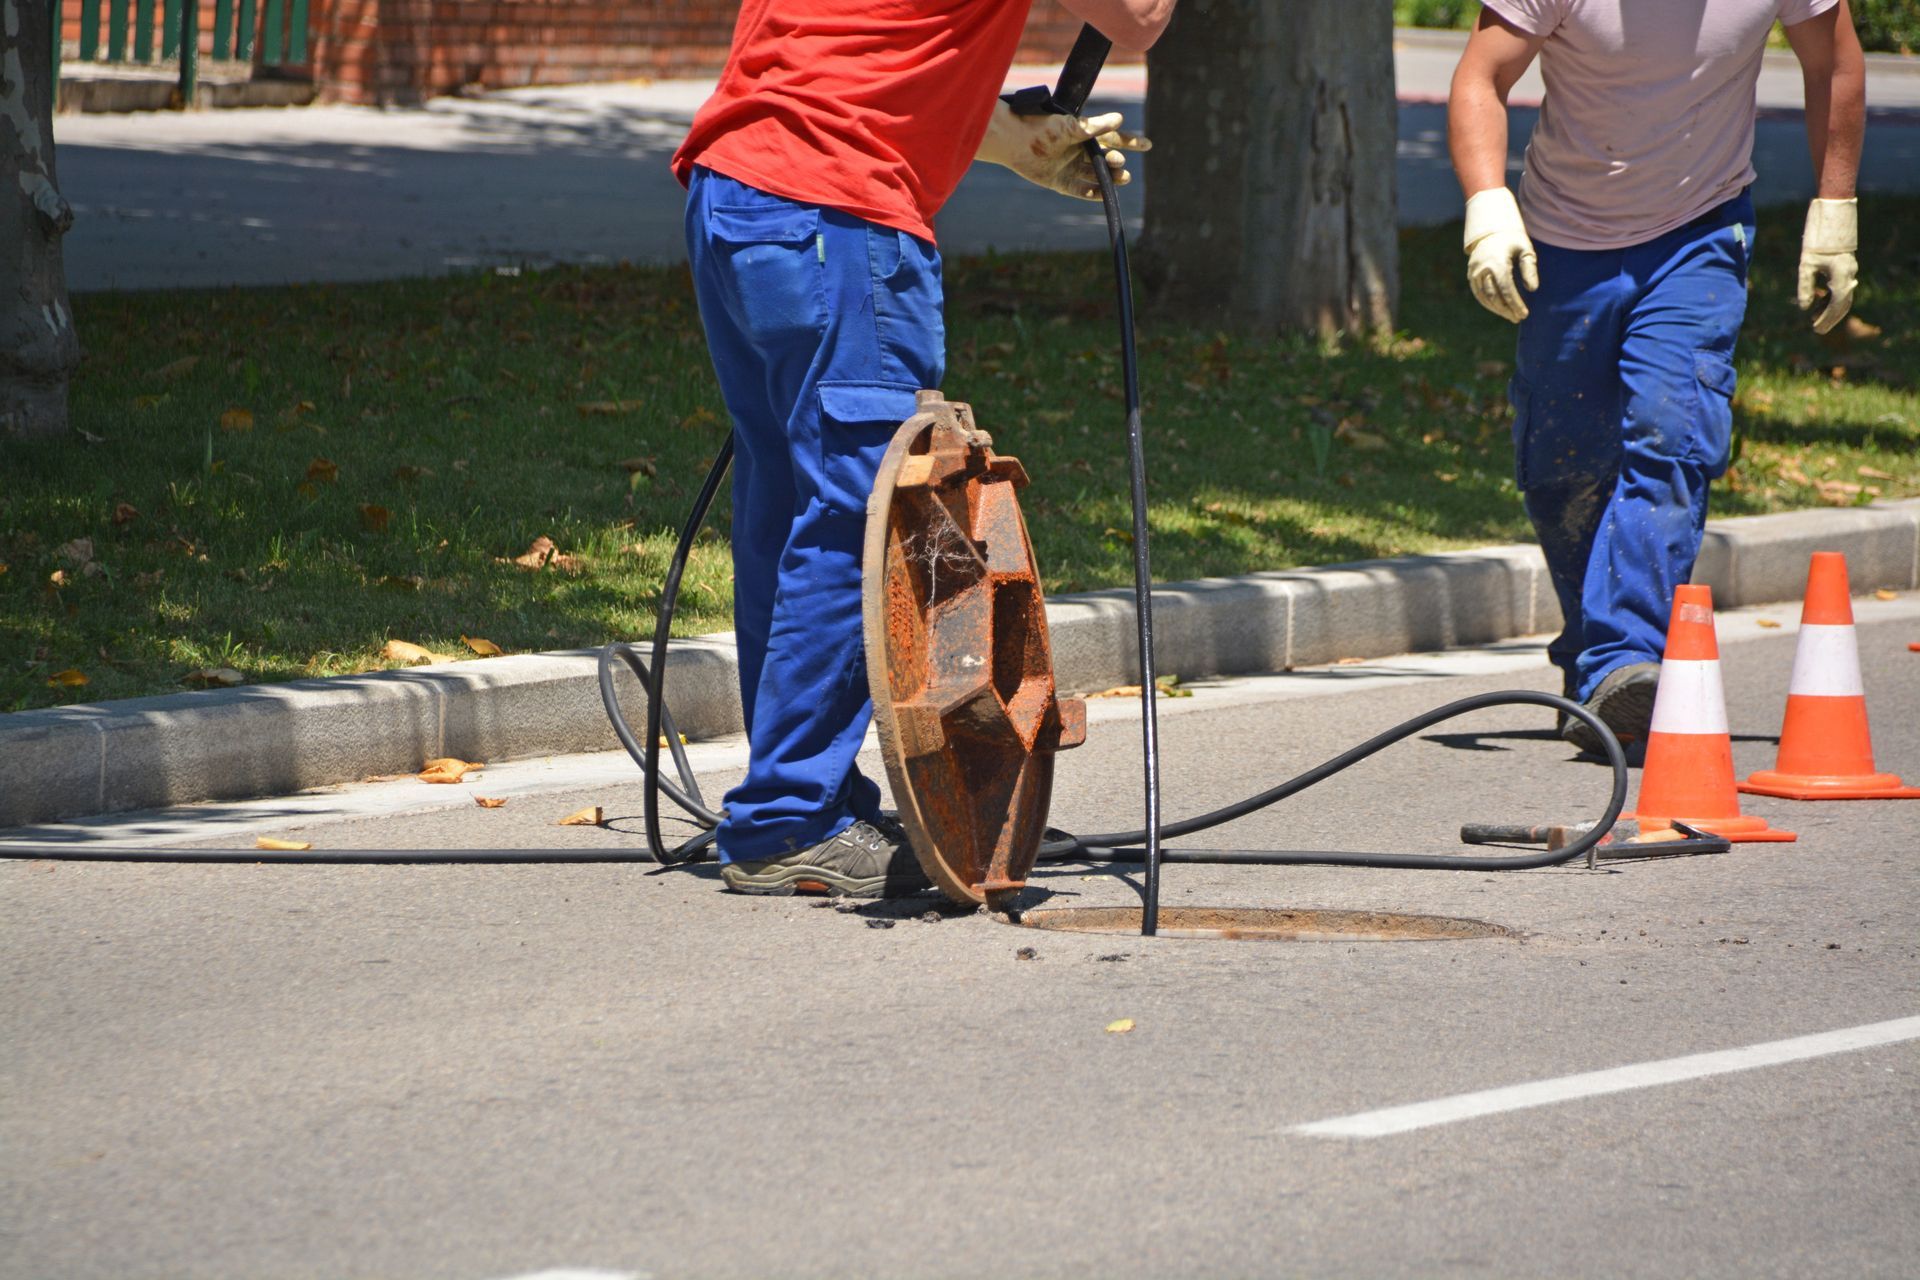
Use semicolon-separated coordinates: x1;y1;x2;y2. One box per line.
1484;0;1836;249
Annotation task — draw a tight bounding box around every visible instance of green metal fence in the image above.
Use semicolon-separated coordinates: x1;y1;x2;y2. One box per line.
58;0;309;105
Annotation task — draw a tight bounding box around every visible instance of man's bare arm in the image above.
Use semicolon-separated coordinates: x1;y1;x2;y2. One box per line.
1448;9;1547;198
1785;0;1866;198
1057;0;1177;55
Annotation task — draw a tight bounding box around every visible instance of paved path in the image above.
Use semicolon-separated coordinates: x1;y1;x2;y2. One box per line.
5;600;1918;1277
56;37;1920;291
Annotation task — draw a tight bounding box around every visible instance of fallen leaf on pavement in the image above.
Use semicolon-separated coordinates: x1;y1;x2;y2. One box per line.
183;667;245;687
219;408;254;433
382;639;449;665
419;758;483;784
46;668;88;688
255;837;313;851
1335;656;1366;665
1755;618;1782;629
462;635;503;656
1105;1019;1136;1034
474;796;508;808
658;732;688;747
1874;589;1899;601
557;806;603;827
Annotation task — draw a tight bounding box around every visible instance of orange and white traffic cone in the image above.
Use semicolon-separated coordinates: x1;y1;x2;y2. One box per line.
1738;552;1920;800
1627;583;1797;842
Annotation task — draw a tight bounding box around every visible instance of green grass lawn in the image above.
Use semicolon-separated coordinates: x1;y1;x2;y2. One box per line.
4;198;1917;712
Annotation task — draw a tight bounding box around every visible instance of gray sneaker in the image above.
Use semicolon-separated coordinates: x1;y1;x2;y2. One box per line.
721;820;932;899
1561;661;1661;756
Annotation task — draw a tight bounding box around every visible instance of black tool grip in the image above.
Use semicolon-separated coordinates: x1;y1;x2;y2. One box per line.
1051;24;1114;115
1005;23;1113;117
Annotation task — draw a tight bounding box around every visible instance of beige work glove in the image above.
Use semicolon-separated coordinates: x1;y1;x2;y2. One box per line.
1798;197;1857;335
1463;187;1539;324
975;101;1149;202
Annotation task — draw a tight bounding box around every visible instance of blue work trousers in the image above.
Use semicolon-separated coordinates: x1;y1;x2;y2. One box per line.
1511;191;1754;701
684;168;946;861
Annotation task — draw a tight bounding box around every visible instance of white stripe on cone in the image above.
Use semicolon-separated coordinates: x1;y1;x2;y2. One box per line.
1786;623;1865;697
1647;658;1730;735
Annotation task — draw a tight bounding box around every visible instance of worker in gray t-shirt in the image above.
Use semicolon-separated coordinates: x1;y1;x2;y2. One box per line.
1447;0;1865;756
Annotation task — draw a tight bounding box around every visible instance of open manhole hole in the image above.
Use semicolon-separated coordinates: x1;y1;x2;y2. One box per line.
1015;906;1515;942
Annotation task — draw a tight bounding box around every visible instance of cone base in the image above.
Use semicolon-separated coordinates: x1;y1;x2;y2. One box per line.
1627;812;1798;843
1738;770;1920;801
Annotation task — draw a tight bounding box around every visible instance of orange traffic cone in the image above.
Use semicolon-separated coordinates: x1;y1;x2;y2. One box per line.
1739;553;1920;800
1627;584;1797;842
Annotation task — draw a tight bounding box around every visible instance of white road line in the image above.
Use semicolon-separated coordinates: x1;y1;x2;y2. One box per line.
1294;1015;1920;1139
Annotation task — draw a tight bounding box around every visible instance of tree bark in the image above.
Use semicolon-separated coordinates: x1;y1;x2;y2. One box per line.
1139;0;1398;338
2;0;79;440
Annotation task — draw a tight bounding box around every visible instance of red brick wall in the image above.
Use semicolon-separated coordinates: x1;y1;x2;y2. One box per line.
307;0;1090;106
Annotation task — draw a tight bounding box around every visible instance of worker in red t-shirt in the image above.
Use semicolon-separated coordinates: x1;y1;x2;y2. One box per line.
671;1;1177;898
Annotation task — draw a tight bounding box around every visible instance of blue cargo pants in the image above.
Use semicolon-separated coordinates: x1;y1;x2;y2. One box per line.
1511;190;1755;702
683;167;946;861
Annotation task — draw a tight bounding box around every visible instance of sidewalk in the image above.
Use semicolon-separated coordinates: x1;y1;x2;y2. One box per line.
55;35;1920;291
4;500;1916;831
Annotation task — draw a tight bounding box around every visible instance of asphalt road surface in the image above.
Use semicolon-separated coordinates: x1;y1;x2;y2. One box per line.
5;599;1918;1278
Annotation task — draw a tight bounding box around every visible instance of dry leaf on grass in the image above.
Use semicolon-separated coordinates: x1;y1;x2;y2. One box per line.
152;354;201;380
616;456;658;476
557;806;603;827
46;668;88;688
57;538;94;567
1874;589;1899;601
1859;466;1896;481
382;639;449;665
112;502;139;526
392;464;433;484
1755;618;1783;629
306;457;339;485
255;837;313;851
462;635;503;657
500;535;582;573
379;575;424;592
184;667;245;687
219;408;254;433
419;758;484;784
474;796;508;808
1104;1019;1136;1034
358;503;391;533
577;400;641;416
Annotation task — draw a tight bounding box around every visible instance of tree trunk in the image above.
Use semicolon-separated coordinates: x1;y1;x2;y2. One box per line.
1140;0;1398;338
2;0;79;440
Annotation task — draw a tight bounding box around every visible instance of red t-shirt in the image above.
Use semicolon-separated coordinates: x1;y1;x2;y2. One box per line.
671;0;1035;244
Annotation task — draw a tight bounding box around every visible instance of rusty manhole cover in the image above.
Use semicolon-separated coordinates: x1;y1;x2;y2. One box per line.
863;391;1084;912
1015;907;1515;942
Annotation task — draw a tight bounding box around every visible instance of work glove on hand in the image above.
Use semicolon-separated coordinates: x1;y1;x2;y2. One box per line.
1798;197;1858;335
1463;187;1539;324
975;101;1149;202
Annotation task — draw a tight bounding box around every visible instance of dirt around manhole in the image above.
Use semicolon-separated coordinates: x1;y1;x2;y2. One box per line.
1014;906;1516;942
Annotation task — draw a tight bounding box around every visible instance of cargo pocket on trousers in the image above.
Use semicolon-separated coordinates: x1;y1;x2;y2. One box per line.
815;381;921;518
1693;350;1738;479
708;202;823;342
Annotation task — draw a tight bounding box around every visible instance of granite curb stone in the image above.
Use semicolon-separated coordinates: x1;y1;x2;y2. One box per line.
3;500;1916;828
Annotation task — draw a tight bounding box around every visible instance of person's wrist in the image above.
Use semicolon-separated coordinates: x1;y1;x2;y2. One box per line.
1464;187;1524;252
1805;196;1858;253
